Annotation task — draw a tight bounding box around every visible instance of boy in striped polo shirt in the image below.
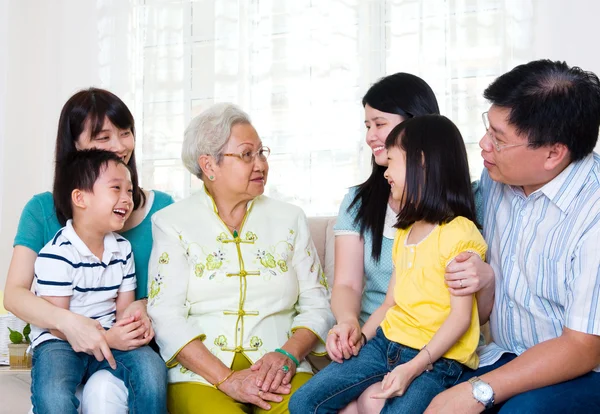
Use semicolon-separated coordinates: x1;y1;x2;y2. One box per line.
30;149;166;414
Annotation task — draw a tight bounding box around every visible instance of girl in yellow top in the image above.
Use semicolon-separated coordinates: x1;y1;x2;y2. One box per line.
290;115;488;414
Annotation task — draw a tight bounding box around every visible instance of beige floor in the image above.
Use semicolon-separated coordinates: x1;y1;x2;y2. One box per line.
0;369;31;414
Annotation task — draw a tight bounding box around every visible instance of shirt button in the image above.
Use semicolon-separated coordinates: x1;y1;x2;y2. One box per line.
410;248;415;253
508;301;514;308
520;210;526;216
408;262;412;267
511;255;516;262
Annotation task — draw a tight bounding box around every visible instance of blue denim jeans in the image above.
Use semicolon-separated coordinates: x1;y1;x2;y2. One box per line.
459;353;600;413
31;340;167;414
289;327;464;413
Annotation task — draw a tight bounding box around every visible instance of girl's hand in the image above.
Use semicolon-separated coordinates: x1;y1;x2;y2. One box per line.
445;252;494;296
218;368;291;411
121;300;154;341
251;352;296;392
326;321;362;362
105;317;149;351
371;362;421;400
59;312;116;369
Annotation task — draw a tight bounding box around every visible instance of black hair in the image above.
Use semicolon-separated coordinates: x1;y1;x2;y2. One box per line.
484;59;600;161
385;115;479;229
53;149;130;225
54;87;145;212
350;73;440;261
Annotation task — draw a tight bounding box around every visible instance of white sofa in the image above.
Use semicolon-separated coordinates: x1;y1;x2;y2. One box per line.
0;216;338;414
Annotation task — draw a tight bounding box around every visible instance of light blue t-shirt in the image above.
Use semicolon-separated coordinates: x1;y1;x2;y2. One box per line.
333;183;484;326
14;190;174;300
333;187;395;325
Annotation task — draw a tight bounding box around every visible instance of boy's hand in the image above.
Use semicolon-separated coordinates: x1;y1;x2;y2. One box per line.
371;362;422;400
122;300;154;341
106;317;149;351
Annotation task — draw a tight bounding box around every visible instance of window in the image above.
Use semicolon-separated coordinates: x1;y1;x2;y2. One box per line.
136;0;533;215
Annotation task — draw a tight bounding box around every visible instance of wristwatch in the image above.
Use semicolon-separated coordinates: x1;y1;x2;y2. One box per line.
468;376;495;409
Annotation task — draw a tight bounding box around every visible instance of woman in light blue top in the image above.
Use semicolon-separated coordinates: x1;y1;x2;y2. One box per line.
4;88;174;414
328;74;492;414
329;73;441;363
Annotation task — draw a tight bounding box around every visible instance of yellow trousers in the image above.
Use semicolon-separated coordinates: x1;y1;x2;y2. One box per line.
167;353;312;414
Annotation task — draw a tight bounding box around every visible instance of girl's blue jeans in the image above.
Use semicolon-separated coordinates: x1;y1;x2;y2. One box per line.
289;327;464;414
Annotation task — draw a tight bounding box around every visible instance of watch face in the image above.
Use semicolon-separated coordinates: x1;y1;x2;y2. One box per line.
474;382;494;401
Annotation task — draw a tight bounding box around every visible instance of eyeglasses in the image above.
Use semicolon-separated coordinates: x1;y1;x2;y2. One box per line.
482;112;528;152
223;146;271;163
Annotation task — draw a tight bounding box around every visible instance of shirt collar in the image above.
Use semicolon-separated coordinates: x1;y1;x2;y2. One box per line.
539;154;594;213
200;184;257;216
63;219;121;260
510;154;595;213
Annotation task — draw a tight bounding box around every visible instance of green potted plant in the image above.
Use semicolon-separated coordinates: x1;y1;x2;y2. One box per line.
7;323;31;369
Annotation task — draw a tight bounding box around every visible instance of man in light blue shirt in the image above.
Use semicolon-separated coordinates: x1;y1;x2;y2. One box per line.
427;60;600;413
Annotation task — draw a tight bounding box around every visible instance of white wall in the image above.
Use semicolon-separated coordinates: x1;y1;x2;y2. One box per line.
2;0;600;289
532;0;600;77
0;0;138;289
532;1;600;151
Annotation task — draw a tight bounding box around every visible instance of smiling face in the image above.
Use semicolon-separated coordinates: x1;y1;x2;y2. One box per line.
75;117;135;164
383;146;407;203
364;104;405;167
215;123;269;200
81;161;134;233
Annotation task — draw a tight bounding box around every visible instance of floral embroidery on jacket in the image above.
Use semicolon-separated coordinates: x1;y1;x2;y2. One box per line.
319;268;329;291
214;335;228;347
194;263;205;278
148;272;164;302
178;365;198;378
277;260;288;272
158;252;169;264
149;252;169;304
249;336;263;348
206;250;225;270
253;229;296;278
257;250;277;269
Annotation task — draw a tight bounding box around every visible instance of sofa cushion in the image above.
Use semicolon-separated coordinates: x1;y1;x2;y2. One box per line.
307;216;336;289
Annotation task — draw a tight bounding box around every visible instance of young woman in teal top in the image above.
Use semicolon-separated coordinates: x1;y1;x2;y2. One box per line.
4;88;174;413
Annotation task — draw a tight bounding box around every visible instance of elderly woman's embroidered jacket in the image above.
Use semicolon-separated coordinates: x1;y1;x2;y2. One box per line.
147;187;334;385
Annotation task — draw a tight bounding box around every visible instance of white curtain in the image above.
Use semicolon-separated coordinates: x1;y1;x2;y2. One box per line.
135;0;533;216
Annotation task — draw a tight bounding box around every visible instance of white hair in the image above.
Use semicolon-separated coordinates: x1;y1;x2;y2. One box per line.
181;103;251;178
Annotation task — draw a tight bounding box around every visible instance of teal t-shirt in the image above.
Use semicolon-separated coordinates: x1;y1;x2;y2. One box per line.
14;190;175;299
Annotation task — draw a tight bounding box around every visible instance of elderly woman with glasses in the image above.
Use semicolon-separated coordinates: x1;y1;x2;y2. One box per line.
147;103;334;414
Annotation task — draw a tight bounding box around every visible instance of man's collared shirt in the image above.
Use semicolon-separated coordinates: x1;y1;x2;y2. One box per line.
479;153;600;371
30;220;136;348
